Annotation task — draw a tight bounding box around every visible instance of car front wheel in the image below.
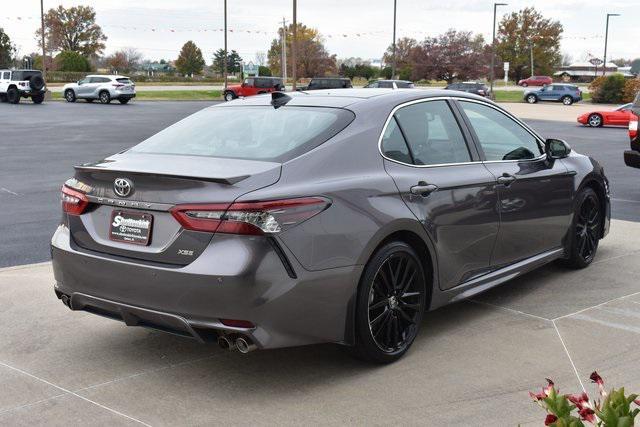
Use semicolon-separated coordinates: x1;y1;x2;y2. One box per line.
526;94;537;104
351;241;427;364
588;114;603;127
32;93;45;104
64;90;76;103
224;91;236;102
521;82;528;87
561;188;601;269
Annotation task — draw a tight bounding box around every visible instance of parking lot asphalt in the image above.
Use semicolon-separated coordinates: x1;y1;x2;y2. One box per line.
1;219;639;426
0;100;636;268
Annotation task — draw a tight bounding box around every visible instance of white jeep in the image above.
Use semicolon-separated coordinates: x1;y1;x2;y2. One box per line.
0;69;47;104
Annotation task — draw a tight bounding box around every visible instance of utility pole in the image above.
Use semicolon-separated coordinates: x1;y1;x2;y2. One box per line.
223;0;228;90
292;0;297;91
281;17;288;82
391;0;397;79
489;3;507;96
40;0;46;79
603;13;620;77
529;42;534;77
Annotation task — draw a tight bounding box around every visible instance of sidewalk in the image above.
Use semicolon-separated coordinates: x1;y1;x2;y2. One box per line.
1;220;639;425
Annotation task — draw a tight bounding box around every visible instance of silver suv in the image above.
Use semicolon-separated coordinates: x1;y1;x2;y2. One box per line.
0;69;47;104
63;75;136;104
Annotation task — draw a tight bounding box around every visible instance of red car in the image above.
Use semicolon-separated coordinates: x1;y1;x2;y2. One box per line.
578;103;634;127
224;77;284;101
517;76;553;87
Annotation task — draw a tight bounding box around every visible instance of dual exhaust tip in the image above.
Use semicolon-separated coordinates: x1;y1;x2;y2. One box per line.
217;334;257;354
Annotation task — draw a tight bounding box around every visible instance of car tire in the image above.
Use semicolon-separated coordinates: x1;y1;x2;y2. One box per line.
32;93;45;104
224;91;236;102
562;96;573;106
118;98;130;104
64;89;76;103
350;241;427;364
29;75;45;92
587;114;603;127
522;82;528;87
526;94;537;104
560;188;601;269
99;91;111;104
7;87;20;104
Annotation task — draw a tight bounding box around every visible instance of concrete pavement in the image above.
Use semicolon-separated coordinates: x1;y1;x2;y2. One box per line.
1;220;639;426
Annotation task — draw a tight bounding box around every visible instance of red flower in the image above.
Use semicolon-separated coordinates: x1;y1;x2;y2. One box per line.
578;407;596;423
567;392;590;410
590;371;606;397
530;379;556;401
545;414;558;426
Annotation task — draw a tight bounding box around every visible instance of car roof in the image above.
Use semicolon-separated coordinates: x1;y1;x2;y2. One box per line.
86;74;129;78
215;88;490;109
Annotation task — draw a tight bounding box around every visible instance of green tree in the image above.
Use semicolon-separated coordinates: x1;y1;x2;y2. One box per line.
55;50;91;71
212;49;243;74
175;41;206;76
258;65;271;76
382;37;417;73
267;23;336;78
36;5;107;57
591;74;626;103
496;7;563;81
0;27;15;68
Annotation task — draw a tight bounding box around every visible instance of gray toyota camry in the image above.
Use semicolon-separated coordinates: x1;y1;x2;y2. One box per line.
51;89;610;363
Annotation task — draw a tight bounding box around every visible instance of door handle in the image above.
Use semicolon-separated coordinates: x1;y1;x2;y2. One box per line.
497;173;516;186
410;182;438;196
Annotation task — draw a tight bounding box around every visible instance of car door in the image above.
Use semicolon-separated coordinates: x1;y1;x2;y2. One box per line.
537;85;553;100
456;100;574;267
75;78;92;97
381;99;500;289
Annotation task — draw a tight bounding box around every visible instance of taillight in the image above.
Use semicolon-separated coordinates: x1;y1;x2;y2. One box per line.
61;185;89;215
630;117;638;140
112;84;124;88
170;197;331;235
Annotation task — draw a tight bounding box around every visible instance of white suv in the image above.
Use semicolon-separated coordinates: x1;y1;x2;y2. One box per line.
0;69;47;104
63;75;136;104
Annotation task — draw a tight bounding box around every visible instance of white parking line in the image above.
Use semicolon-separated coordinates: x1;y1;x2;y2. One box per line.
0;188;19;196
0;361;152;426
553;321;586;392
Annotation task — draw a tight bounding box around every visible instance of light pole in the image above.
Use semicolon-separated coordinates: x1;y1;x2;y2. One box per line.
292;0;297;90
529;42;534;77
489;2;507;95
40;0;46;79
603;13;620;77
223;0;228;90
391;0;397;79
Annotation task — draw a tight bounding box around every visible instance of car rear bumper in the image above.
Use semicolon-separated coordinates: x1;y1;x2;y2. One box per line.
624;150;640;169
51;224;361;349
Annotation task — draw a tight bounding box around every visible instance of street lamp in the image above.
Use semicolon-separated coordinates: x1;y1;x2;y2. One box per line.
391;0;397;79
603;13;620;77
292;0;297;90
40;0;46;80
223;0;228;90
489;2;507;95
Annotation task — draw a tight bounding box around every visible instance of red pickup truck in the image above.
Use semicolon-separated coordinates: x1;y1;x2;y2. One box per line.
224;77;284;101
623;92;640;168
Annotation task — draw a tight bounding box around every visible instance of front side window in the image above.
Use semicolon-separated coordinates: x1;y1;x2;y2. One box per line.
2;72;9;79
130;106;354;162
244;78;254;86
459;101;542;161
394;100;471;166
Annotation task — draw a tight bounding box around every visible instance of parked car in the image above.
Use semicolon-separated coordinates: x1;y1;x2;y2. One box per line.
0;69;47;104
298;77;352;91
518;76;553;87
224;77;284;101
52;89;610;363
524;84;582;105
444;82;491;98
578;103;634;127
624;92;640;168
63;75;136;104
364;80;415;89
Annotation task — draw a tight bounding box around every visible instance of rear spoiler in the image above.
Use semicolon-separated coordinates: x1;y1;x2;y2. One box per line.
74;165;249;185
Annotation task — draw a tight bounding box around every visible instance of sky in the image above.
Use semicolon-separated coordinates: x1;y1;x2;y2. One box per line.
2;0;638;66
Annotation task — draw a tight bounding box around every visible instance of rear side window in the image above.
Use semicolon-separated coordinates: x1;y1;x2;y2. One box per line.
393;100;471;166
2;72;9;79
396;82;414;88
459;101;542;161
379;81;393;88
381;118;412;164
130;106;355;162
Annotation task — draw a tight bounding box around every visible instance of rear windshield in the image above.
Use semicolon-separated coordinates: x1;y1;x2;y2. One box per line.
129;106;355;162
116;78;133;84
11;71;42;81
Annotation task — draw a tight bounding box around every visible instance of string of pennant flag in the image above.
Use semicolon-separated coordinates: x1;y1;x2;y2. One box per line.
1;15;604;40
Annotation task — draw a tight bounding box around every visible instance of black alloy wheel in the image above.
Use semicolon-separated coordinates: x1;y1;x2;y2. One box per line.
352;241;426;363
561;188;601;269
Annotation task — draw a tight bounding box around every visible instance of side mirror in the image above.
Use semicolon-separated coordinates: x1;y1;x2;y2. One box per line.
545;138;571;160
77;80;82;85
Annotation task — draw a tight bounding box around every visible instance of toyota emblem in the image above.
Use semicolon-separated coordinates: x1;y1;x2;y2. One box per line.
113;178;133;198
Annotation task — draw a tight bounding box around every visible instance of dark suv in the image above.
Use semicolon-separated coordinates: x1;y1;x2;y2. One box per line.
624;92;640;168
224;77;284;101
444;82;490;98
298;77;352;91
0;69;47;104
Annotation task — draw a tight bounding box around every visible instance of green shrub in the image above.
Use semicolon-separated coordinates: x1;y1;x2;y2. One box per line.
623;78;640;103
591;73;625;103
55;51;92;72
